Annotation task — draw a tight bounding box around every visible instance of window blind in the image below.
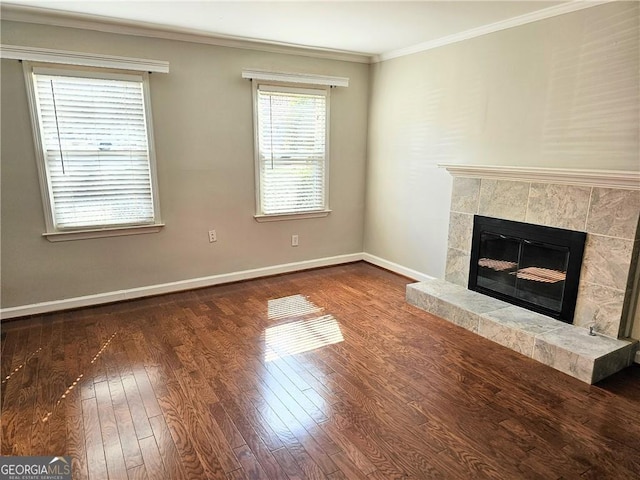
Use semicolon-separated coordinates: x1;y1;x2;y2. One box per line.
257;86;327;215
33;71;155;230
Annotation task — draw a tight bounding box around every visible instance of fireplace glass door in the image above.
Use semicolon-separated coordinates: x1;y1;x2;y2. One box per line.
469;216;586;323
477;232;569;313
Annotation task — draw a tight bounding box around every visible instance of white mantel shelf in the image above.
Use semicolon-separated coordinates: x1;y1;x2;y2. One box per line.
439;164;640;191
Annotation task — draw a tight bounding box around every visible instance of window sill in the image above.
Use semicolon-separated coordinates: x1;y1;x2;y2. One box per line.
254;210;331;222
43;223;165;242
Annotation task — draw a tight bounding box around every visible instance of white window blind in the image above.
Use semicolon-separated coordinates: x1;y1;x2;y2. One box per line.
256;85;328;216
31;68;157;230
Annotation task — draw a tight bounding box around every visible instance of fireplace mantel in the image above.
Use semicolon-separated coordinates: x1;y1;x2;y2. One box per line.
439;164;640;191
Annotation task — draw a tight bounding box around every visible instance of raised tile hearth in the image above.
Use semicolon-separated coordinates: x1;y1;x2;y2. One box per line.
407;278;637;383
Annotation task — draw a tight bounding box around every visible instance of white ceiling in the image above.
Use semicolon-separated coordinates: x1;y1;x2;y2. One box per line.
4;1;574;57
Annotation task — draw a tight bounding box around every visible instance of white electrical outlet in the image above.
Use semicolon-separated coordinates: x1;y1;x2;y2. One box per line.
208;230;217;243
291;234;299;247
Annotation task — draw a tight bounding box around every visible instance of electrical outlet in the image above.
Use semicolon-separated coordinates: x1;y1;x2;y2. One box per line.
291;234;299;247
208;229;217;243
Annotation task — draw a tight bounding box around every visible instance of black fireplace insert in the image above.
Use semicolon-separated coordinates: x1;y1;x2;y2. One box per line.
468;216;586;323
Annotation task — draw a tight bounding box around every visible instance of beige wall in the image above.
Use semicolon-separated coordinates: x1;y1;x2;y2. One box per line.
364;2;639;280
3;3;639;325
1;21;369;308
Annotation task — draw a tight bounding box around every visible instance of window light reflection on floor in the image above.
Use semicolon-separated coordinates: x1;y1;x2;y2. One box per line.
267;294;323;320
265;315;344;362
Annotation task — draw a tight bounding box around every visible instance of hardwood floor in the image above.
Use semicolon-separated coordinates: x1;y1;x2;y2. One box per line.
1;262;639;479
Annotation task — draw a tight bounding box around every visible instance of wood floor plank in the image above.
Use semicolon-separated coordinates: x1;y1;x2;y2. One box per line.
138;435;169;480
109;377;144;470
233;444;272;480
94;381;128;480
121;374;154;440
82;395;109;480
155;390;209;479
149;414;189;480
1;263;639;480
127;464;149;480
9;323;43;455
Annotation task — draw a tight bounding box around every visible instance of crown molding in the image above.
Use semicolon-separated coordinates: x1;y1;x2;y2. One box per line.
0;1;613;66
376;0;611;62
1;44;169;73
439;164;640;190
0;3;372;65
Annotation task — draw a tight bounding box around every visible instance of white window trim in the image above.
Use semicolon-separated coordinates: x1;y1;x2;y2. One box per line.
23;61;164;241
254;210;332;223
1;44;170;73
251;80;333;221
242;68;348;87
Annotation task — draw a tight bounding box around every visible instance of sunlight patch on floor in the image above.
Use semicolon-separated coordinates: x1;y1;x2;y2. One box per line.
264;314;344;362
267;294;323;320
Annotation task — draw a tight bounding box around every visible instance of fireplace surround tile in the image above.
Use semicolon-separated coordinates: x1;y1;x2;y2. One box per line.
478;179;530;221
447;212;473;252
574;282;626;338
525;183;591;231
445;248;470;287
586;188;640;239
451;177;481;214
580;234;635;291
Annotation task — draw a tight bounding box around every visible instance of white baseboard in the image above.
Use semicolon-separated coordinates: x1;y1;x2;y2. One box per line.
0;252;436;320
362;253;434;283
0;253;364;320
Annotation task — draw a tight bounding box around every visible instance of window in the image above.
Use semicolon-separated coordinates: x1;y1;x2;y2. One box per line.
24;63;162;240
253;83;330;220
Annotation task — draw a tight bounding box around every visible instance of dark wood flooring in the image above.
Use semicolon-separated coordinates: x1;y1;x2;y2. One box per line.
1;262;639;479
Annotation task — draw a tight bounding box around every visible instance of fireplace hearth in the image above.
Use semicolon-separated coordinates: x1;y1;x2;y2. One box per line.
469;216;586;323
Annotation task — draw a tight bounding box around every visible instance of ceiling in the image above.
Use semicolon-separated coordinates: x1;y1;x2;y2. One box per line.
3;1;575;58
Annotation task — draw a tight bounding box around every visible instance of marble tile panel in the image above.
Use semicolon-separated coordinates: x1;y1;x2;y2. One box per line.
536;324;633;359
446;304;481;333
573;282;625;338
406;279;507;333
592;344;638;384
479;307;563;357
445;248;470;287
438;287;511;315
478;321;536;356
533;325;635;383
451;177;481;214
448;212;474;253
406;280;462;314
580;234;634;291
533;339;593;383
525;183;590;231
481;306;563;334
586;188;640;240
406;278;465;298
478;179;530;221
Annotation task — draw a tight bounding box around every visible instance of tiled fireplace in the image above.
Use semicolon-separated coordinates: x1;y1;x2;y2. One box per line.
446;174;640;339
406;165;640;383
